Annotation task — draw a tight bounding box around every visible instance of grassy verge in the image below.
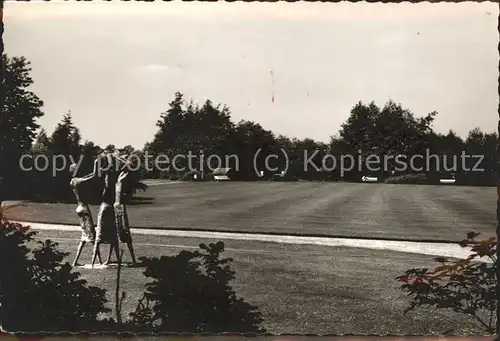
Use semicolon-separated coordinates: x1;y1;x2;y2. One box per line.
32;229;485;335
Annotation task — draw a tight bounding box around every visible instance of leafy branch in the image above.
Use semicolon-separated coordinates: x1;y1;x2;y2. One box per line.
396;232;497;334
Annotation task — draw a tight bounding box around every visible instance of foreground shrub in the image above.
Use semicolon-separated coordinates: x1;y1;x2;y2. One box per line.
0;216;265;333
0;219;110;332
129;241;265;333
396;232;497;334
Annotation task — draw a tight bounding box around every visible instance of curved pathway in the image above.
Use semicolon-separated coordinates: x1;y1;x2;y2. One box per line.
14;220;482;261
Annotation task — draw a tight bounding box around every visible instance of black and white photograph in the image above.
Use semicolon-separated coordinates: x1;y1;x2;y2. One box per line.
1;0;499;336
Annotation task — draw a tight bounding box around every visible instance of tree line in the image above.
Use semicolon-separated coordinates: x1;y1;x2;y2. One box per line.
146;92;497;185
1;55;497;203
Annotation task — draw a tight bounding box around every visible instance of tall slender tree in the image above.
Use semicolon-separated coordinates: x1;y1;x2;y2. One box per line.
32;128;51;155
0;55;44;203
49;112;80;201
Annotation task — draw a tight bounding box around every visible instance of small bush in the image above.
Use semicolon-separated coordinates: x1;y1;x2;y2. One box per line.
129;241;265;333
0;219;110;332
396;232;497;334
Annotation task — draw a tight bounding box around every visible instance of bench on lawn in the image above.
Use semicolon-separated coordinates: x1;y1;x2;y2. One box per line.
212;168;234;181
361;176;378;183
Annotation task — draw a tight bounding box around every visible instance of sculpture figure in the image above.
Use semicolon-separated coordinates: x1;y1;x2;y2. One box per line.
91;152;137;267
90;153;120;268
110;168;137;265
70;159;102;266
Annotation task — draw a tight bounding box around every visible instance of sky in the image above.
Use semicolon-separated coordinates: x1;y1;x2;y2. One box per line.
5;1;499;149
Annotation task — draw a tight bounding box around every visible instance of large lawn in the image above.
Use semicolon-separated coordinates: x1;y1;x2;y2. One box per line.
31;229;486;335
5;182;496;242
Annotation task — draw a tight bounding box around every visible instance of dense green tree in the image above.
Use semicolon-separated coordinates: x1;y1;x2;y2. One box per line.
230;120;276;180
50;112;81;158
32;128;51;155
328;135;361;180
148;93;237;178
149;92;185;156
47;112;82;201
118;144;136;156
270;136;327;180
433;130;465;178
70;126;82;160
461;128;496;185
27;129;55;201
340;101;380;154
0;55;45;202
339;100;437;179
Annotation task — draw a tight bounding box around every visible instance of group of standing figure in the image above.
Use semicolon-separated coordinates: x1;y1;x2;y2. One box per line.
70;152;137;268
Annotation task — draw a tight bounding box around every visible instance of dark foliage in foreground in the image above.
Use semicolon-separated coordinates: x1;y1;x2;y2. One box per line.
129;241;265;333
0;218;265;333
397;232;497;334
0;218;110;332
